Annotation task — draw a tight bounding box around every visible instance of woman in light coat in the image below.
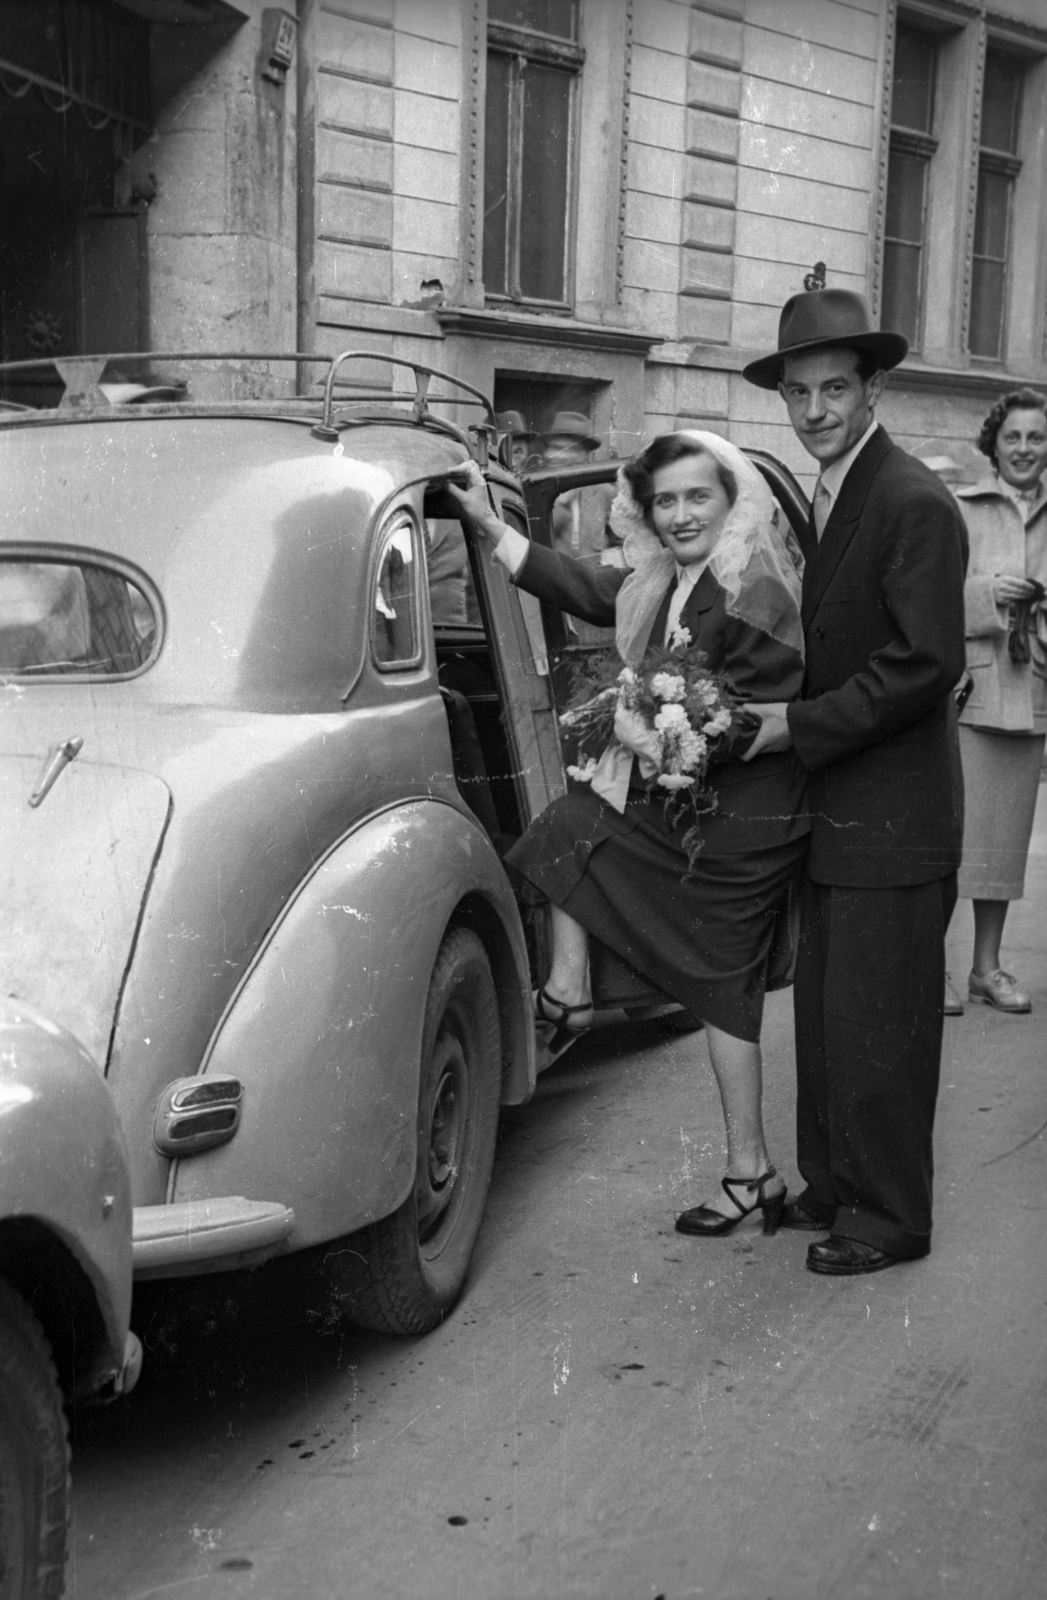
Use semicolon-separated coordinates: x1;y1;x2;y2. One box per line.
952;388;1047;1012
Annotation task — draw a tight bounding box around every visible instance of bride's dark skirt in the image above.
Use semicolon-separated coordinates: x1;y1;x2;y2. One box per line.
506;785;807;1043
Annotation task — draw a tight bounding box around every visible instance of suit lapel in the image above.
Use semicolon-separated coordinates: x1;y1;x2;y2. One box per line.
648;566;717;650
802;427;895;626
678;566;718;635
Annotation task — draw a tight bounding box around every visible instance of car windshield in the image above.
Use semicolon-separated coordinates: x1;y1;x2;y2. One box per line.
0;558;157;677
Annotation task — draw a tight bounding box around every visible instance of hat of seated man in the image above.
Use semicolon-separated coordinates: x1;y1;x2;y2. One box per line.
742;282;909;391
544;410;600;450
497;409;536;440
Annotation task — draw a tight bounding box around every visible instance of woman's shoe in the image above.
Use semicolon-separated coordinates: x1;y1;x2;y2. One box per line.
534;987;594;1053
968;968;1031;1013
675;1166;787;1237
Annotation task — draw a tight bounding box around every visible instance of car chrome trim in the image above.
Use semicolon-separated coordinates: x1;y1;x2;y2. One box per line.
132;1197;295;1276
153;1074;244;1156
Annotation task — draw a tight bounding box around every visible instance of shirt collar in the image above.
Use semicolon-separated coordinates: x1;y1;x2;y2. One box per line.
674;556;709;590
819;419;880;503
997;472;1047;517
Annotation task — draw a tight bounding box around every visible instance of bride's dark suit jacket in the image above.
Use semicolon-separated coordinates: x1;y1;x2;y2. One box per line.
509;540;810;856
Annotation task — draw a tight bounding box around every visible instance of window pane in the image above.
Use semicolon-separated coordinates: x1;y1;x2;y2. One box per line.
426;519;480;629
488;0;575;39
885;146;927;243
981;49;1022;153
892;24;936;134
372;524;419;667
0;559;155;676
483;51;512;297
882;241;922;347
972;166;1011;259
518;63;571;302
969;257;1006;359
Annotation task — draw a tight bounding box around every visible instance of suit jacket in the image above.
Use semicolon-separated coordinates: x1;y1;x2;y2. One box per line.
787;426;967;887
514;540;810;855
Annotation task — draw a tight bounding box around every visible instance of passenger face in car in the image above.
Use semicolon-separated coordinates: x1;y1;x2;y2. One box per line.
649;452;732;568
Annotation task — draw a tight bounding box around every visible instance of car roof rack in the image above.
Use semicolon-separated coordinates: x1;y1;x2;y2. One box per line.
0;351;498;464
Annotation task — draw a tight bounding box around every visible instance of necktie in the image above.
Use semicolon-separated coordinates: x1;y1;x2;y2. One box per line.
664;572;686;645
813;479;832;541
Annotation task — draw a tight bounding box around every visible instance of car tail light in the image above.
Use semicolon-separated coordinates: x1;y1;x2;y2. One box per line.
153;1076;243;1156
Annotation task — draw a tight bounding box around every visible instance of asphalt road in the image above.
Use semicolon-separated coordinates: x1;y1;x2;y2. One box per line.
69;805;1047;1600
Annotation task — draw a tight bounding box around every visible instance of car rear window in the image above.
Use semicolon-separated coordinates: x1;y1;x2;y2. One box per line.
0;557;158;677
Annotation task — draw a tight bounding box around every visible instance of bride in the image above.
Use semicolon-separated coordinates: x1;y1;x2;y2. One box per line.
449;432;809;1237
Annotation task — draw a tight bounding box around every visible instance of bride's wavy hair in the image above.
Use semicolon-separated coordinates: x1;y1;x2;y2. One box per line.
622;433;738;519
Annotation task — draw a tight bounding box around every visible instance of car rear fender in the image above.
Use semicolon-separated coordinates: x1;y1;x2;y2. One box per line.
169;800;533;1249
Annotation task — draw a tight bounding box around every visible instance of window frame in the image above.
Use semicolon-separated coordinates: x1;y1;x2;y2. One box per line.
967;45;1025;363
369;511;425;676
881;19;940;351
0;542;164;684
483;9;585;313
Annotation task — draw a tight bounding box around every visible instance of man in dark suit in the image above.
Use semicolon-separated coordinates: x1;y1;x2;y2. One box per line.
742;287;967;1275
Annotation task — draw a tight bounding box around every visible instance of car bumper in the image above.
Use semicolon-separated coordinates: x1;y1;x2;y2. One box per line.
133;1197;295;1280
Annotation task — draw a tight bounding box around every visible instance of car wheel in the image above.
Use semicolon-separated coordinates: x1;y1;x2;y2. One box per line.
334;926;502;1335
0;1281;69;1600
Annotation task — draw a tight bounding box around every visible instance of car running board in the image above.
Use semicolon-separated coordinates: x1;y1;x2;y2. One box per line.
132;1197;295;1280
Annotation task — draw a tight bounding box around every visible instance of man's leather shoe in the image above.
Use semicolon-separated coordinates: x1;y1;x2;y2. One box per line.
806;1236;899;1275
779;1199;831;1232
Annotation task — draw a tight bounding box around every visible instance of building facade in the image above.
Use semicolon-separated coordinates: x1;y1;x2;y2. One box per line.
2;0;1045;483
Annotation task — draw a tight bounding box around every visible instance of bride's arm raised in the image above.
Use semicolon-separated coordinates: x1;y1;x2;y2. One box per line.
447;461;626;628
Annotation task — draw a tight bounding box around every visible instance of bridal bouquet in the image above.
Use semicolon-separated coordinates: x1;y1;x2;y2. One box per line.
558;627;748;861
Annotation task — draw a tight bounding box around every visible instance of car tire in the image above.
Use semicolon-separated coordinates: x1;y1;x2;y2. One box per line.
333;926;502;1335
0;1281;69;1600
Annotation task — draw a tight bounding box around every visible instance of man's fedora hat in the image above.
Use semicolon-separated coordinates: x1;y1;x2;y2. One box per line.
496;409;535;440
742;288;909;390
544;410;600;450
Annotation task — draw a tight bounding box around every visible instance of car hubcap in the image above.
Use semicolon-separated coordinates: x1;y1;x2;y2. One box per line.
418;1029;466;1240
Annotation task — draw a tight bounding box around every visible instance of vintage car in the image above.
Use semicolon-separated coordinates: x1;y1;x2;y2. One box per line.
0;352;808;1344
0;995;141;1600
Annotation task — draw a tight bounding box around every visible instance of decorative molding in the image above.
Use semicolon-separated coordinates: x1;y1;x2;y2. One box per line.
870;1;897;317
984;7;1047;47
677;341;1045;397
615;0;633;306
435;306;661;355
461;0;485;303
960;19;987;351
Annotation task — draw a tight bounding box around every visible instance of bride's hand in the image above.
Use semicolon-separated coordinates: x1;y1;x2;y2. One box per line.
444;460;504;539
740;702;793;760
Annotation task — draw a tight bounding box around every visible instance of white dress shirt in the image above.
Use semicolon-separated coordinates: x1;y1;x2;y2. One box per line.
812;419;880;539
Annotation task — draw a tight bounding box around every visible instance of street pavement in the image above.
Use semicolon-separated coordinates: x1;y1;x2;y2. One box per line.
69;793;1047;1600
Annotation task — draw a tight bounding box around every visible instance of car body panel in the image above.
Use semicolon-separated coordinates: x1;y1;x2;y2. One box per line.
171;799;532;1249
1;756;171;1070
1;406;542;1278
0;995;134;1395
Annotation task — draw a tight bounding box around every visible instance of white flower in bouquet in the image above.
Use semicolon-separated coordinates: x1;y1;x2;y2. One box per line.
566;757;600;782
657;772;695;791
653;702;689;733
650;671;686;702
678;728;707;769
702;708;732;737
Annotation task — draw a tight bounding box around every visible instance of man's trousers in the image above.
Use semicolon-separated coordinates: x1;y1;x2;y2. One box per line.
792;872;957;1258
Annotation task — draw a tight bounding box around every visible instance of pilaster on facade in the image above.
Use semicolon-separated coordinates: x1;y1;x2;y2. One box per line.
680;0;743;345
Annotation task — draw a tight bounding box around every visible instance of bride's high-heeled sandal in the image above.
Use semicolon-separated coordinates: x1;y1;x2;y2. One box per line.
534;986;593;1053
675;1166;787;1238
